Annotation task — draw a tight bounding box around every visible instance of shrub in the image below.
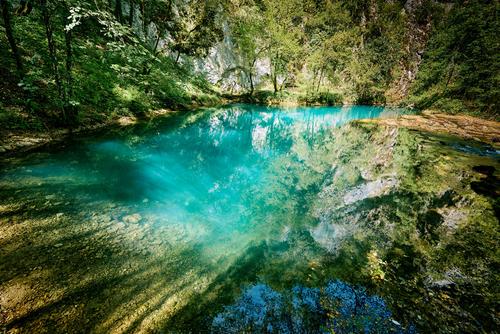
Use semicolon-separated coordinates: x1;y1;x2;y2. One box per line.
112;85;151;115
355;86;386;105
299;92;344;106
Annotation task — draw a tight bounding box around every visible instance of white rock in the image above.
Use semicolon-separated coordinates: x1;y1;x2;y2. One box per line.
123;213;142;224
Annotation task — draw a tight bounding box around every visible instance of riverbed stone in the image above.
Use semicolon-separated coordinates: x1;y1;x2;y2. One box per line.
343;177;398;205
123;213;142;224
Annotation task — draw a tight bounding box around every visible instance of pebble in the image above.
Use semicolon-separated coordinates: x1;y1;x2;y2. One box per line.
123;213;142;224
101;215;111;223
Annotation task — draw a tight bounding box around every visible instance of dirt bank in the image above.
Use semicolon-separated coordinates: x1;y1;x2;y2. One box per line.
0;108;204;156
360;110;500;146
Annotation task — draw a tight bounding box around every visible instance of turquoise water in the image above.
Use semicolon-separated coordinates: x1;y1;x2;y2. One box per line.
0;104;410;332
3;105;401;255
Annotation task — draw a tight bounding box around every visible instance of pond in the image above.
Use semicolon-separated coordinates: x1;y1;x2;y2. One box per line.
0;104;498;333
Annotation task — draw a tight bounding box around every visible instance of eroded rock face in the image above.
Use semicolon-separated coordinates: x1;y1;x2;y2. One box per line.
193;23;271;93
193;22;246;92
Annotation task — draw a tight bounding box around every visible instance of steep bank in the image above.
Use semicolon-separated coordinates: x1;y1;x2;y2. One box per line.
1;0;497;141
197;0;498;117
0;0;224;146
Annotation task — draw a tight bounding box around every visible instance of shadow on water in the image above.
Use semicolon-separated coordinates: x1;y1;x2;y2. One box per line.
1;104;498;333
1;216;218;333
161;228;376;332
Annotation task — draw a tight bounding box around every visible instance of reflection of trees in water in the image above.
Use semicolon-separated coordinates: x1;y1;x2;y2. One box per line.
212;280;415;334
3;105;497;333
243;123;335;235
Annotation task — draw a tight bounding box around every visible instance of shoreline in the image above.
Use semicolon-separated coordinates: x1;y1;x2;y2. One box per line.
0;102;228;157
1;105;499;157
358;110;500;146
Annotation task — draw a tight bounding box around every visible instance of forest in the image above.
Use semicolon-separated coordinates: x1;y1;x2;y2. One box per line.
1;0;498;132
0;1;499;334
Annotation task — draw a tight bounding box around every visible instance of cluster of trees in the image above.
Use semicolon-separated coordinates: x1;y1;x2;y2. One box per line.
1;0;498;124
0;0;225;126
228;0;410;104
408;0;499;116
227;0;498;116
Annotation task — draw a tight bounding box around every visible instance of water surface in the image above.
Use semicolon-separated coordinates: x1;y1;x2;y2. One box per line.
2;104;402;261
0;104;444;332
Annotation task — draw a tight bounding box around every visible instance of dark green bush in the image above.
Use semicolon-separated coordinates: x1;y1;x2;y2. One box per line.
299;92;343;106
355;86;386;105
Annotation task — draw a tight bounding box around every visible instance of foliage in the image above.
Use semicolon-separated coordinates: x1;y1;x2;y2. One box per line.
225;118;498;333
407;0;500;118
228;0;408;104
1;0;498;125
225;0;496;116
298;92;344;106
170;0;226;59
0;0;221;128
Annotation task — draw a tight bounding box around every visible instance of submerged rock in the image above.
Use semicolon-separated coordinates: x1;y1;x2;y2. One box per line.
437;207;467;230
122;213;142;224
343;177;398;205
310;220;353;254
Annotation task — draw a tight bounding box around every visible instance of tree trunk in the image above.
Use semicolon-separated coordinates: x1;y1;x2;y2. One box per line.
316;67;324;93
153;34;160;54
1;0;23;76
249;72;254;96
63;6;78;124
248;57;258;96
115;0;122;23
272;71;278;94
63;7;72;92
310;68;318;95
140;0;146;33
128;0;134;27
360;12;366;48
279;75;287;92
40;0;66;120
272;53;279;94
445;56;455;90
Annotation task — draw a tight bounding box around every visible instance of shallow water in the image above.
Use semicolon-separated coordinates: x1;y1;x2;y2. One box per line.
1;104;402;263
1;104;497;333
